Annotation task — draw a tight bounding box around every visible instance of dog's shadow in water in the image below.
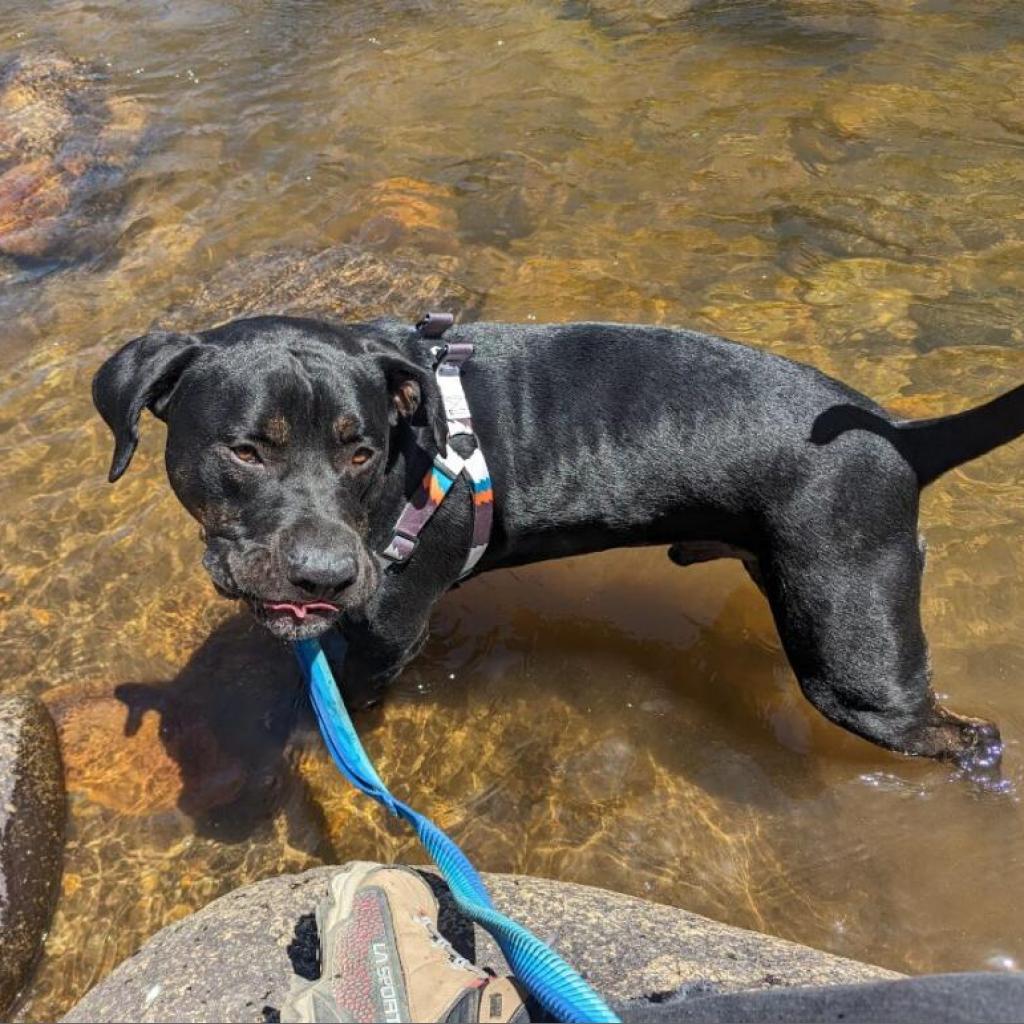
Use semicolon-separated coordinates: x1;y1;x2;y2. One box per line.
109;564;836;846
113;614;323;845
108;577;782;847
112;551;1006;846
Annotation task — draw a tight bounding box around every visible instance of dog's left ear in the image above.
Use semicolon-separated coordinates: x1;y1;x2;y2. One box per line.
92;330;204;483
375;352;449;454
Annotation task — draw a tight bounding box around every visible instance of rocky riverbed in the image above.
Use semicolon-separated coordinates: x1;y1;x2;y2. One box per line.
0;52;146;271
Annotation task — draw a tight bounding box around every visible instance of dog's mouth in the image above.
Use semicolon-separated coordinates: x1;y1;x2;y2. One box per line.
262;600;340;620
247;596;342;640
204;556;353;640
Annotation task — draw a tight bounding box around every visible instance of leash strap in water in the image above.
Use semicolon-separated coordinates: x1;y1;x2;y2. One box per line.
293;636;620;1024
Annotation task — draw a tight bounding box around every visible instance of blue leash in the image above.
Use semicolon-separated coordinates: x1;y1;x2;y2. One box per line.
293;637;620;1024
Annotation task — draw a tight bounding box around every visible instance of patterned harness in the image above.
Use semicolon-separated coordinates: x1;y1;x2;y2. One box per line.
380;313;494;579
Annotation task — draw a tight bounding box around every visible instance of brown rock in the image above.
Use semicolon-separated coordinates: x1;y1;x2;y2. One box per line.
347;176;459;254
50;690;244;818
0;53;146;261
55;696;181;815
161;243;482;329
578;0;697;36
0;157;71;257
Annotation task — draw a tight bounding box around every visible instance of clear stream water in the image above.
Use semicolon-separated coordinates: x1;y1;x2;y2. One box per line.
3;1;1024;1019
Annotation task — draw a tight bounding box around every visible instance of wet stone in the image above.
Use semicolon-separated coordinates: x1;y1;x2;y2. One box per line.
340;177;460;255
446;151;571;248
0;695;65;1015
562;735;642;802
568;0;698;38
0;52;147;267
160;243;482;329
909;296;1018;353
63;867;899;1024
48;688;246;818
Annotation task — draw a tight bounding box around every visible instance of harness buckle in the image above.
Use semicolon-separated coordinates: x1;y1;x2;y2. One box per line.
415;311;454;339
380;529;419;564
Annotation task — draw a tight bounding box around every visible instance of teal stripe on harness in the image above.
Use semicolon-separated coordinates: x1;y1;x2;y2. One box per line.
293;637;620;1024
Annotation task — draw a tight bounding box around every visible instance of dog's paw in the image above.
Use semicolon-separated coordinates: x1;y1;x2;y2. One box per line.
953;720;1011;793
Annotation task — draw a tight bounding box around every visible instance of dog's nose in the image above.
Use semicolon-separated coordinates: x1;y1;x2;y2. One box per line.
285;548;358;601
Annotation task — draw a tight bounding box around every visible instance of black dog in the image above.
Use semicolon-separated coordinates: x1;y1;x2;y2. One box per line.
93;315;1024;772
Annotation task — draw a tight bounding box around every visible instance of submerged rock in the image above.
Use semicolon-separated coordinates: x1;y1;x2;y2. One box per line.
342;176;461;254
571;0;697;37
63;867;898;1023
0;53;146;265
161;242;482;329
447;150;571;248
0;695;65;1015
47;687;246;818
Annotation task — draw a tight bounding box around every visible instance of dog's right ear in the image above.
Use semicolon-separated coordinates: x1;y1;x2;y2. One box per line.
92;330;204;483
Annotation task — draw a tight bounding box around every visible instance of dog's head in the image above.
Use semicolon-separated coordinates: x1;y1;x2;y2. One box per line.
92;316;447;639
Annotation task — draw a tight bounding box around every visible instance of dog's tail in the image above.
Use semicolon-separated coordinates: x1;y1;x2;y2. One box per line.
810;382;1024;489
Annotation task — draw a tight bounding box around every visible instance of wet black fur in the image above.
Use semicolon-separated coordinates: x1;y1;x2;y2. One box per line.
93;315;1024;772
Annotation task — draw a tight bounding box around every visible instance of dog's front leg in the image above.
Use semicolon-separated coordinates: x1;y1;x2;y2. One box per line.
332;472;472;709
333;586;440;709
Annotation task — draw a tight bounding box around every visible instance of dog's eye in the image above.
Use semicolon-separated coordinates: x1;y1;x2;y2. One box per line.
230;444;263;466
351;447;374;467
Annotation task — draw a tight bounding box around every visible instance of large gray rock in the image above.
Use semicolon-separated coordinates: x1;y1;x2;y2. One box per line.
64;866;897;1023
0;695;65;1014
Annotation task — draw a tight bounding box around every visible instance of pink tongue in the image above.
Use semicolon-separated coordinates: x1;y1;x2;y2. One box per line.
264;601;339;620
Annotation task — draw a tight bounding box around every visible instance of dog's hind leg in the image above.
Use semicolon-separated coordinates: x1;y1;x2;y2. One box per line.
761;517;1001;772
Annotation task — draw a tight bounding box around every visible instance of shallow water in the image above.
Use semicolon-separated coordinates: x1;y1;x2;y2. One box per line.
3;0;1024;1018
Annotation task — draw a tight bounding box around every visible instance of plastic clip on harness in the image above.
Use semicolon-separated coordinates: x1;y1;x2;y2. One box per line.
293;637;620;1024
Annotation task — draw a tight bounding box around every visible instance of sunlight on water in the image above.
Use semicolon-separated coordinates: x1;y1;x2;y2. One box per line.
2;1;1024;1019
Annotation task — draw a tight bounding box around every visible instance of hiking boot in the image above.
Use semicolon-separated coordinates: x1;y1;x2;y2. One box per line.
281;862;530;1024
